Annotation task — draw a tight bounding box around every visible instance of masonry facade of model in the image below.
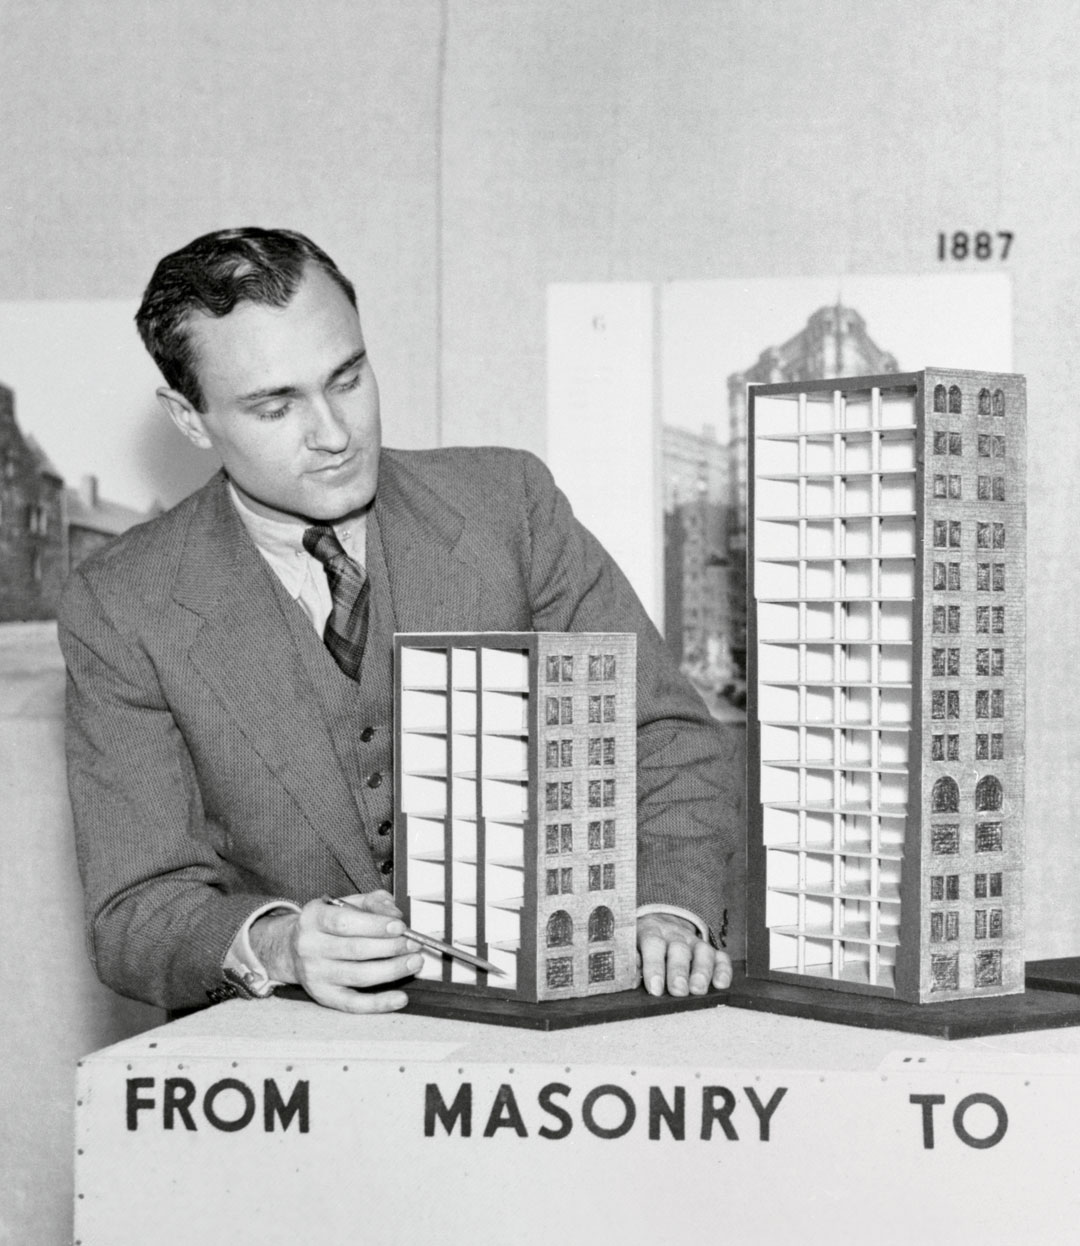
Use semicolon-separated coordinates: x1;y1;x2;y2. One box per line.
912;372;1025;999
745;369;1025;1003
394;631;637;1003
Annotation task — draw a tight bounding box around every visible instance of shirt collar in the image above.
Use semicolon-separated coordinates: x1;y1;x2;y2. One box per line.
226;480;369;597
227;481;312;599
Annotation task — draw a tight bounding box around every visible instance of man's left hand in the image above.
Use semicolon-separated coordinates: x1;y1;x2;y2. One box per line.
636;912;732;997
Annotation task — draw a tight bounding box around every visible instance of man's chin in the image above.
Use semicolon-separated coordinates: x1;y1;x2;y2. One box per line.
303;472;379;524
230;473;378;525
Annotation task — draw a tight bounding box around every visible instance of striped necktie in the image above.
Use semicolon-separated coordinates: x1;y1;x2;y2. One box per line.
302;524;371;681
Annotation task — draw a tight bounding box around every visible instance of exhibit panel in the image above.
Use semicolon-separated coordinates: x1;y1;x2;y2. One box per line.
73;998;1080;1246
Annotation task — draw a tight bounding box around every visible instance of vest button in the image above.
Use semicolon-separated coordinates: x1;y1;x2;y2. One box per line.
366;772;382;789
360;726;375;743
377;820;392;836
379;860;393;875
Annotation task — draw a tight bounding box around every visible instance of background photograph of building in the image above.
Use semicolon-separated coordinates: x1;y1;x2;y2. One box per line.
0;382;154;622
658;275;1013;720
661;423;731;712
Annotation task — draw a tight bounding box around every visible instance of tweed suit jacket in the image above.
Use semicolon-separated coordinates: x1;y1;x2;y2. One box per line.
59;446;741;1009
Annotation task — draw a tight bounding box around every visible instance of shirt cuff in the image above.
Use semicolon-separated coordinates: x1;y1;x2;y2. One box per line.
635;903;709;944
222;901;302;998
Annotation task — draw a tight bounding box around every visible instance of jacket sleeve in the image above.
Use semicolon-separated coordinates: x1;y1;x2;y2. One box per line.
517;450;743;942
58;566;289;1008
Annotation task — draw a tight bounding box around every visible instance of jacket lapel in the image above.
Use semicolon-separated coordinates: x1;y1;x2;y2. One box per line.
174;475;369;882
374;451;484;634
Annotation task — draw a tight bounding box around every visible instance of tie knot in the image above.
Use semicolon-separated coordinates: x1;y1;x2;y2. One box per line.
302;524;347;567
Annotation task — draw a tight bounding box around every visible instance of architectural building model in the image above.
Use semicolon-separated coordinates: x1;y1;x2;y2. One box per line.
394;631;638;1002
746;369;1025;1003
726;304;900;688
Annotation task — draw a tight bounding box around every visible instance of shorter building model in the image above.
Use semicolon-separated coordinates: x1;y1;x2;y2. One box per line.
746;369;1025;1003
394;631;637;1002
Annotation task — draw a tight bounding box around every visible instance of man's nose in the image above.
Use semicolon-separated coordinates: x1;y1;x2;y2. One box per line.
306;395;350;452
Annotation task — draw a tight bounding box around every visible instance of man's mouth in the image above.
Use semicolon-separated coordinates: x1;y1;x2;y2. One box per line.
311;453;357;476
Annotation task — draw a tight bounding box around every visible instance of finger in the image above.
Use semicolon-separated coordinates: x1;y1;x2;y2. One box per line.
665;937;694;997
342;891;402;916
294;918;418;974
711;950;734;991
309;983;411;1015
688;941;714;995
316;933;421;963
638;933;669;996
316;904;406;939
322;951;424;990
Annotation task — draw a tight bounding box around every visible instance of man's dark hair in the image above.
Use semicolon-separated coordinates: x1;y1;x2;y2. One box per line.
135;227;357;410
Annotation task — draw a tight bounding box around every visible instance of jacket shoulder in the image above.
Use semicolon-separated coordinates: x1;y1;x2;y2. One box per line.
381;445;552;505
59;476;215;617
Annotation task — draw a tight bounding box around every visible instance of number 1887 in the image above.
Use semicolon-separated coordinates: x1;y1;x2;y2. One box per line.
938;231;1013;261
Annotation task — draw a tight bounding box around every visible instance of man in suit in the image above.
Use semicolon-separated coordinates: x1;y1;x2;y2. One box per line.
59;227;739;1014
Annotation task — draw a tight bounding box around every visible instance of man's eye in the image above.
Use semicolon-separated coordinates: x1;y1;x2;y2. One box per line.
256;403;291;421
335;373;362;393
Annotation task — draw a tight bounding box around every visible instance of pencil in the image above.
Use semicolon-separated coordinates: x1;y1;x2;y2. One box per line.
321;895;507;977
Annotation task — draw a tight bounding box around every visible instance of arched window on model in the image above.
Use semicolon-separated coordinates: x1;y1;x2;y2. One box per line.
992;388;1006;417
546;910;573;948
932;776;960;813
978;387;991;415
933;383;947;413
948;385;962;414
588;905;615;943
975;775;1003;812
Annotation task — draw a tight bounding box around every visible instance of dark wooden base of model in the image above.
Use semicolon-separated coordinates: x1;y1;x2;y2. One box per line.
1025;956;1080;994
728;967;1080;1039
402;984;727;1030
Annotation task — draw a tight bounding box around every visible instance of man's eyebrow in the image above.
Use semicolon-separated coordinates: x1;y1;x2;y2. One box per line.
327;348;367;383
238;382;297;403
237;349;367;404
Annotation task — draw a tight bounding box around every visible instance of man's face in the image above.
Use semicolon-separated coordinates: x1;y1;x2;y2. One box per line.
165;263;382;523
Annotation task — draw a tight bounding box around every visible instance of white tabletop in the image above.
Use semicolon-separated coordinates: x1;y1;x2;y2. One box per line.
89;989;1080;1071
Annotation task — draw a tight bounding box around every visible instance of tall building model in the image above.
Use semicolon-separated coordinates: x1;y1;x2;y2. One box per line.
727;305;899;684
746;369;1025;1003
394;631;637;1002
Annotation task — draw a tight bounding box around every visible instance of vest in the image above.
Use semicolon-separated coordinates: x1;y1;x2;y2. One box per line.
271;508;398;886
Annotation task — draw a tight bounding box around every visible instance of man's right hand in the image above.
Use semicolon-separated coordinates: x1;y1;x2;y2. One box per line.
250;890;422;1013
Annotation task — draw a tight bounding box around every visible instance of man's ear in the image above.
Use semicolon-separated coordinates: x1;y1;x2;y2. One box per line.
158;387;213;449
